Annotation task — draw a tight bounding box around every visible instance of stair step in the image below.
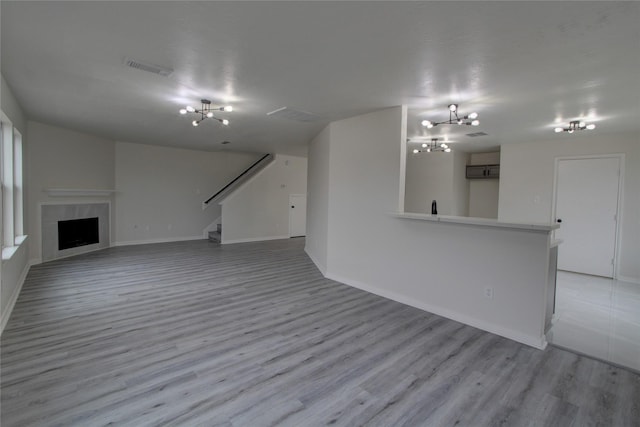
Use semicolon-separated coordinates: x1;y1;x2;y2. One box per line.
208;230;221;243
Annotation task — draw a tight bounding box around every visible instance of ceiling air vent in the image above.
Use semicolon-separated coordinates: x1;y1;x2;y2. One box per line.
124;57;173;77
466;132;488;137
266;107;322;122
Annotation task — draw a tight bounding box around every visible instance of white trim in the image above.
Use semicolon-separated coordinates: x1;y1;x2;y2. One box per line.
551;153;625;279
618;275;640;285
392;211;558;232
304;246;327;275
325;272;547;350
222;235;290;245
0;258;33;335
45;188;115;197
2;246;19;261
114;235;204;247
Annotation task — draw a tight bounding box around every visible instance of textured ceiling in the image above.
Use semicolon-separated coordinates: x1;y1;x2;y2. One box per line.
1;1;638;155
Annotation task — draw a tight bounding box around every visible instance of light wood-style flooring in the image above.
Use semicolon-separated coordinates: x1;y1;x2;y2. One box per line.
2;238;639;426
549;271;640;372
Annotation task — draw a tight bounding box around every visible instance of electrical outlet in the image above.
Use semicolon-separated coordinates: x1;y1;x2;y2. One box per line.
484;287;494;299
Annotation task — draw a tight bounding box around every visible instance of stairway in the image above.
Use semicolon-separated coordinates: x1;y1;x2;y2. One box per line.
208;223;222;243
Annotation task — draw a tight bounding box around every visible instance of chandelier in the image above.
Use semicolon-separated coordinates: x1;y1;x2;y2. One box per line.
554;120;596;133
411;138;451;154
421;104;479;128
179;99;233;127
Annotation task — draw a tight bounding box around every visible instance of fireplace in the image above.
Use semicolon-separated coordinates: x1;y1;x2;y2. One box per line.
41;203;110;261
58;217;99;250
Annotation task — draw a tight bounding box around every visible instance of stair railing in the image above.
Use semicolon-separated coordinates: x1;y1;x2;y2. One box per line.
202;153;272;209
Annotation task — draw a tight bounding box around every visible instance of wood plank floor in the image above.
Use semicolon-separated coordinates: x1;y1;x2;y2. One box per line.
1;238;639;427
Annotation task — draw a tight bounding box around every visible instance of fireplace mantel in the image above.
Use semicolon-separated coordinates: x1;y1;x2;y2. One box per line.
45;188;115;197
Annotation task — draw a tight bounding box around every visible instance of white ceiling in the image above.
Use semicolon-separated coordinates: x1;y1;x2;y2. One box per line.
2;1;639;156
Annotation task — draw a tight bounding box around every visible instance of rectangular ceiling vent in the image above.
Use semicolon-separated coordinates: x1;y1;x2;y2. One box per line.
466;132;489;137
266;107;322;122
124;57;173;77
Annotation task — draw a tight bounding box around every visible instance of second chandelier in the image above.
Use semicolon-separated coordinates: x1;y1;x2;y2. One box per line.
421;104;479;129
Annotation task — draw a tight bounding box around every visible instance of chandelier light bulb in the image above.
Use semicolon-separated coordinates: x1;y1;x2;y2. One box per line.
586;123;596;130
471;120;480;126
421;120;433;128
422;143;428;148
445;148;452;153
222;119;230;126
554;127;563;133
467;112;478;119
426;148;431;152
440;143;447;148
568;129;574;133
223;106;233;112
179;108;187;115
579;121;586;128
206;112;214;118
457;119;463;125
192;120;199;127
449;104;458;112
186;106;196;113
413;149;419;154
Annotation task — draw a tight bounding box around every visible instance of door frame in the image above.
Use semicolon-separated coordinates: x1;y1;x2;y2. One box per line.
551;153;625;279
288;193;306;238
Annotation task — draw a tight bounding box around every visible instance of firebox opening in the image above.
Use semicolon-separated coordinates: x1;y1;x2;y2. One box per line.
58;217;99;251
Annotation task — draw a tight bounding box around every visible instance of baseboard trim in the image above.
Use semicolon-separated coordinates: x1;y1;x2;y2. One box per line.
325;272;547;350
114;236;204;247
304;247;327;275
617;275;640;285
222;235;289;244
0;260;34;335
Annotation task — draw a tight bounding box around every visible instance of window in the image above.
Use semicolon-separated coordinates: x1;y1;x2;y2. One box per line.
1;111;25;255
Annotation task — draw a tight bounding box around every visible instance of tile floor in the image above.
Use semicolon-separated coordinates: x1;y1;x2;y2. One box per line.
548;271;640;372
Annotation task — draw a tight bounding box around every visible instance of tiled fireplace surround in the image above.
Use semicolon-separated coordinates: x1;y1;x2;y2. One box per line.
41;203;110;262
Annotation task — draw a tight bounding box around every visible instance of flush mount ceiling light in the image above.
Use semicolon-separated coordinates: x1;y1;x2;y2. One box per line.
179;99;233;127
554;120;596;133
411;138;451;154
421;104;479;129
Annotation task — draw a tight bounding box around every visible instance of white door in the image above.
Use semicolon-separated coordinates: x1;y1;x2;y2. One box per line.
554;157;620;277
289;194;306;237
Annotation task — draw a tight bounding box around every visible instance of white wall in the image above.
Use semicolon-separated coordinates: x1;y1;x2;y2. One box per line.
1;74;30;332
27;121;115;263
405;150;469;215
305;126;331;273
499;132;640;283
114;142;259;245
469;181;500;218
220;154;308;244
307;106;552;348
468;152;500;219
1;76;26;133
